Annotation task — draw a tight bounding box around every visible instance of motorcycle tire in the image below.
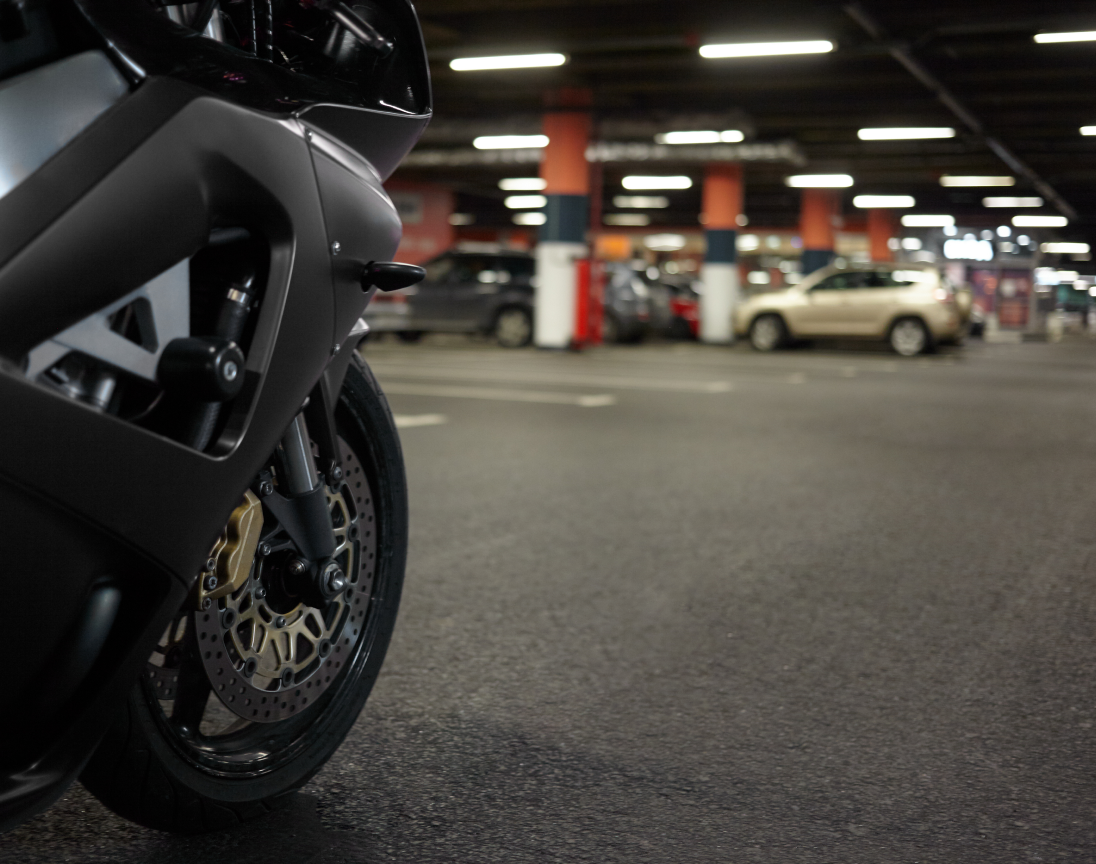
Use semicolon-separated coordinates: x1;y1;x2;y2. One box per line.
80;353;408;833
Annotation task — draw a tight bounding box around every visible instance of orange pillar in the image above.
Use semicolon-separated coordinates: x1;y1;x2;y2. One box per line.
540;111;591;199
800;189;840;274
700;164;743;343
536;92;592;348
868;208;896;261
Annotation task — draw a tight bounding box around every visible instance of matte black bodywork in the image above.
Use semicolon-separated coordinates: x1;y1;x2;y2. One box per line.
0;0;429;829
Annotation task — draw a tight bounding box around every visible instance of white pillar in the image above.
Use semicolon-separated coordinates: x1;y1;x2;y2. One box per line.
700;262;739;344
535;241;585;348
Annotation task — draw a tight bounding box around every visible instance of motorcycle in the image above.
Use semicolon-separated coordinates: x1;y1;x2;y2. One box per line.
0;0;429;833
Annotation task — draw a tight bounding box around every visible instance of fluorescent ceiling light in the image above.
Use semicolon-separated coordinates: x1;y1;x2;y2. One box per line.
1034;31;1096;43
512;212;546;226
901;214;955;227
657;130;719;145
858;127;955;140
983;196;1043;207
700;40;833;59
504;194;547;209
1041;242;1091;254
940;175;1015;187
1056;270;1080;282
473;135;548;149
1012;215;1068;227
622;175;693;190
604;214;651;227
653;130;745;145
499;177;546;191
785;174;853;188
643;233;687;251
451;53;566;71
613;195;669;208
1082;126;1096;136
853;195;915;208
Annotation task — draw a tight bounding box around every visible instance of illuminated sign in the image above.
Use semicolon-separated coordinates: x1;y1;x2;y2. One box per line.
943;236;994;261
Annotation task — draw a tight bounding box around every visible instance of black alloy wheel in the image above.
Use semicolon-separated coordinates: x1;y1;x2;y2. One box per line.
80;355;408;833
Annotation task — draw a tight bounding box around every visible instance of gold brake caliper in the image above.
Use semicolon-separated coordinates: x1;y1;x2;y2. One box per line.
197;490;264;609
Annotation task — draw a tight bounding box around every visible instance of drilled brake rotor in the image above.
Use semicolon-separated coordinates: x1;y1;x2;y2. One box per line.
154;438;377;724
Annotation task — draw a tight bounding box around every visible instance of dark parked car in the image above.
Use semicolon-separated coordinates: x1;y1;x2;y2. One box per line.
602;263;698;343
366;249;537;347
364;250;694;347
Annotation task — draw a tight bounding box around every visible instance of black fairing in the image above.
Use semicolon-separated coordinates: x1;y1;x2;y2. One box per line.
0;0;419;822
75;0;431;180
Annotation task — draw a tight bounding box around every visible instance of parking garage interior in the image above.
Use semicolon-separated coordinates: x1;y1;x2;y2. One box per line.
8;1;1096;862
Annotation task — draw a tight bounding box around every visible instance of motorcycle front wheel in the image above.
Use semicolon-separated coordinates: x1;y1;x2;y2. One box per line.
80;354;408;833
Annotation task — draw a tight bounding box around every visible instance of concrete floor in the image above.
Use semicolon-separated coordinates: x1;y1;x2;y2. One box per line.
6;337;1096;863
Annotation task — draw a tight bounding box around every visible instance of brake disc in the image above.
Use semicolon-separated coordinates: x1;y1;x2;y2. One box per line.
192;438;376;723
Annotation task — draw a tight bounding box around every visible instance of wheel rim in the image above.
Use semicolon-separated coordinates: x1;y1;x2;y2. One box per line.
496;309;531;347
751;317;781;350
891;320;926;356
144;433;382;777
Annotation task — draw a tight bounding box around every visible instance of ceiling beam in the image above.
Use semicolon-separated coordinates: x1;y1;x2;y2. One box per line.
844;2;1077;220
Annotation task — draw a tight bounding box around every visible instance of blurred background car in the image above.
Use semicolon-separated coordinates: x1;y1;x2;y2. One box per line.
367;252;699;347
593;262;700;344
366;247;537;347
733;262;969;356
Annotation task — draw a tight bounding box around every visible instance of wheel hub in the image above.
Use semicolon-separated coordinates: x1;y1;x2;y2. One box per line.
162;439;377;724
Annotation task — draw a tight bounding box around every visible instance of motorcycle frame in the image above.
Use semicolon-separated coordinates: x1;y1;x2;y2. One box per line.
0;1;430;828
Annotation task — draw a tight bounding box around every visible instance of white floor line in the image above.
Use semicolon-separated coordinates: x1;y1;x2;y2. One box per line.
369;363;732;393
383;382;617;407
393;414;448;428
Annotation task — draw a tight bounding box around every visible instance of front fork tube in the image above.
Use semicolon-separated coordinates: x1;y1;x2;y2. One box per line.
264;389;342;563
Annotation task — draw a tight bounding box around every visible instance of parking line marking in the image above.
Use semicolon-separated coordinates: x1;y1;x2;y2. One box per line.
393;414;448;428
383;382;617;407
370;363;732;393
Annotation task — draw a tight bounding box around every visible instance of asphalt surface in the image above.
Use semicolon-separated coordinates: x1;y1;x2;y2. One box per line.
6;336;1096;863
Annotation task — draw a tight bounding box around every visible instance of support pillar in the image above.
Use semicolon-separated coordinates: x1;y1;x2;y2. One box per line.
800;189;839;275
536;106;590;348
700;163;743;344
867;208;896;262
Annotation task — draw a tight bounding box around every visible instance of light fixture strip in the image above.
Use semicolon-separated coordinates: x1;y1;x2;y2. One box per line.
699;40;833;58
852;195;915;208
473;135;549;150
622;176;693;190
858;127;956;140
450;53;567;71
939;175;1015;187
1033;31;1096;43
784;174;854;188
982;197;1044;208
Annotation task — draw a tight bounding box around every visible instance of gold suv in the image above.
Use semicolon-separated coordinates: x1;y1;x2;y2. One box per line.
733;262;968;356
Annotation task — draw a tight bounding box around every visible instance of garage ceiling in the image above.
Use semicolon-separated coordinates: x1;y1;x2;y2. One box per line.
398;0;1096;241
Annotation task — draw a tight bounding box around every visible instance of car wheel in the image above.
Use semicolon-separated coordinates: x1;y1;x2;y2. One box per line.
494;307;532;348
668;317;693;341
397;331;424;343
749;314;786;351
601;313;620;344
889;317;930;356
